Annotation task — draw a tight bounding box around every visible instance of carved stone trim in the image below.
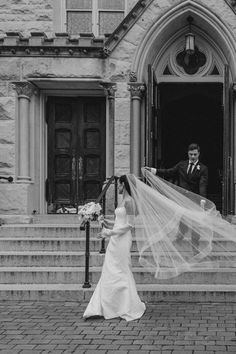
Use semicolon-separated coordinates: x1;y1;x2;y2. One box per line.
102;47;111;58
100;82;117;99
129;71;138;82
128;83;145;98
225;0;236;13
105;0;153;53
0;32;105;58
12;81;35;98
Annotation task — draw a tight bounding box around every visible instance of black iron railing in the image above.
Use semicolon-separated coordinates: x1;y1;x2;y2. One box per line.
0;176;13;182
81;175;119;288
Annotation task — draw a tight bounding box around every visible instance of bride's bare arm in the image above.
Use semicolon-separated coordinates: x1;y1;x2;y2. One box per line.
124;198;135;228
102;217;114;229
101;224;131;237
101;198;135;238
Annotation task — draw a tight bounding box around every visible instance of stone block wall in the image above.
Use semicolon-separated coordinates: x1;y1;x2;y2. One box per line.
0;0;140;37
0;183;31;215
0;0;53;36
0;0;235;39
0;76;16;180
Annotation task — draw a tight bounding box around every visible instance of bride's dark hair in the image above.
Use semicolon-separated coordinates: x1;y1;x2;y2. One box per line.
119;175;131;196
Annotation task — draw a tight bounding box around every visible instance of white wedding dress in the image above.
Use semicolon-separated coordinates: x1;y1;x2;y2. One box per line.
83;206;146;321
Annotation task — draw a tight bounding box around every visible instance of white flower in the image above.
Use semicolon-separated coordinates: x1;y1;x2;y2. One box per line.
197;165;201;170
78;202;102;222
56;207;77;214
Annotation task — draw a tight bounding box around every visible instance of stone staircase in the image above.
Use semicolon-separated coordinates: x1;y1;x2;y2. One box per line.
0;216;236;302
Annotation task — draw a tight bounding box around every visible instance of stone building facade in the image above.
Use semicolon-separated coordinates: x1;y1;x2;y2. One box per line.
0;0;236;219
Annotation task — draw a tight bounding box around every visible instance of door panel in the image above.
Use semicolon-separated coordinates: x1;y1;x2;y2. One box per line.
222;65;234;215
146;65;161;168
79;98;106;204
146;64;153;166
47;97;106;213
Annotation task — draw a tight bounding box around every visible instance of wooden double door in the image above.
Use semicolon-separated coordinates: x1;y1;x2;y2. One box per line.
46;97;106;213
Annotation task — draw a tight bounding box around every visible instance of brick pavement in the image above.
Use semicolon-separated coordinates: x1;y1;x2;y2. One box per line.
0;301;235;353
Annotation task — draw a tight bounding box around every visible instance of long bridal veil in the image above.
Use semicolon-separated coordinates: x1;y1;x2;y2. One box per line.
126;168;236;279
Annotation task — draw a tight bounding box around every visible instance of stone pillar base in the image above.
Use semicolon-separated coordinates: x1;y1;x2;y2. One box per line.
0;183;36;215
0;215;33;224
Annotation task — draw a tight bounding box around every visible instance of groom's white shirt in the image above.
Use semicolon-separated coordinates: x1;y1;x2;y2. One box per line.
150;167;157;175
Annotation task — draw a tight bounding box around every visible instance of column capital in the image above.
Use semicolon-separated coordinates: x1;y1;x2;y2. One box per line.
12;81;35;99
100;82;117;99
128;82;146;99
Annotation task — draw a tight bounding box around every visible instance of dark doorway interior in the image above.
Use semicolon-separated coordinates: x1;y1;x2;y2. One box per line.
159;83;223;211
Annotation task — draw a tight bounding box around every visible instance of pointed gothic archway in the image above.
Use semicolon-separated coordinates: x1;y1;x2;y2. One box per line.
132;0;236;215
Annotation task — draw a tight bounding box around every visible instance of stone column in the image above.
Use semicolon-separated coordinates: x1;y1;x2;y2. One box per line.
13;81;34;182
100;82;117;177
128;82;145;176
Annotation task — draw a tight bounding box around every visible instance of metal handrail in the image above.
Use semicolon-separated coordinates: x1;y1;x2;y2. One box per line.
0;176;13;182
95;175;117;203
82;175;119;288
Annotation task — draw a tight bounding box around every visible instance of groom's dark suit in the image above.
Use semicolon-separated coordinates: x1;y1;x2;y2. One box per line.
156;160;208;254
155;160;208;255
156;160;208;197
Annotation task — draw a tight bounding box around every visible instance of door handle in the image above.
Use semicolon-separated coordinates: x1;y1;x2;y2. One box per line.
78;156;83;181
72;156;76;181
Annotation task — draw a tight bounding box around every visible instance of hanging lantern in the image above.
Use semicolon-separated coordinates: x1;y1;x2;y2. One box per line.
185;32;195;55
185;16;195;55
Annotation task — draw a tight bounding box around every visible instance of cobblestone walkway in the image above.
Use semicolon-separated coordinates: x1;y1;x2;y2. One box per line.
0;301;235;353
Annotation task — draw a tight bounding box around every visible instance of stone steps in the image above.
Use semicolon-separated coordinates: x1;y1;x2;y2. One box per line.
0;237;235;252
0;224;100;238
31;214;115;225
0;266;236;285
0;222;236;302
0;237;106;251
32;215;84;224
0;283;235;302
0;251;235;267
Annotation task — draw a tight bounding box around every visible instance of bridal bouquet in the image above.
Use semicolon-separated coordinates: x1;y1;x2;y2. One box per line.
78;202;103;223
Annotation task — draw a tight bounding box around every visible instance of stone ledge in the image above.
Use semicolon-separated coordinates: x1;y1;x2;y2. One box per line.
0;32;107;58
0;215;32;225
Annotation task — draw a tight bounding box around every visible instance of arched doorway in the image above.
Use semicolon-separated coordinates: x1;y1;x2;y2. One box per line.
148;33;226;210
159;82;223;210
132;2;236;215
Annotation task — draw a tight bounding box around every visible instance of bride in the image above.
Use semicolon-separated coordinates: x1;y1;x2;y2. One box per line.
84;168;236;320
83;175;146;321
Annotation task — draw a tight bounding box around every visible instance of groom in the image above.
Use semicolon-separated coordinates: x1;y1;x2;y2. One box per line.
145;143;208;253
146;143;208;197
